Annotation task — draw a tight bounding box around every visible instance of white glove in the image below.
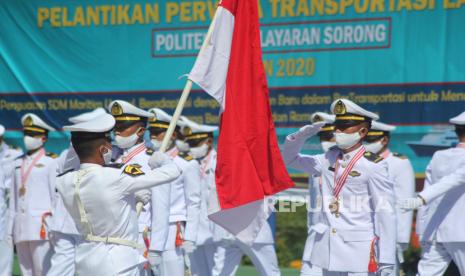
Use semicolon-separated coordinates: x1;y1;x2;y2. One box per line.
396;243;408;263
181;240;197;254
289;122;325;140
148;151;171;169
378;263;395;276
135;189;151;205
398;196;424;212
148;251;162;275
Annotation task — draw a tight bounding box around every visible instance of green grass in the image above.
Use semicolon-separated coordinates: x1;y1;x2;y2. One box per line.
13;256;299;276
237;265;299;276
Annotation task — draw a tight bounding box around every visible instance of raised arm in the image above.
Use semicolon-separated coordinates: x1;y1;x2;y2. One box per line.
123;152;182;195
282;123;325;175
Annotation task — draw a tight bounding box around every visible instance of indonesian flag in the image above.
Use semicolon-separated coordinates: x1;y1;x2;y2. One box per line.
189;0;294;243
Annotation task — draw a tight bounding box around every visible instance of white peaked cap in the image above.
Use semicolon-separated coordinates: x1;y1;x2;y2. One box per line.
370;121;396;132
63;113;115;133
147;108;187;128
449;111;465;125
148;108;173;123
108;100;154;120
69;108;107;124
311;112;335;124
21;113;55;132
181;116;218;133
330;99;379;121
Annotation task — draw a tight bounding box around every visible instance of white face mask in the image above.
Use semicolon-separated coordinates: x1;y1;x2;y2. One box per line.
151;139;163;150
189;143;209;159
102;147;112;165
24;136;43;151
114;128;141;149
176;140;190;153
321;141;336;153
364;140;384;154
334;131;361;150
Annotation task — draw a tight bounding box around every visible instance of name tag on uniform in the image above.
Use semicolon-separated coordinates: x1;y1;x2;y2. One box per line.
35;163;45;168
328;167;335;172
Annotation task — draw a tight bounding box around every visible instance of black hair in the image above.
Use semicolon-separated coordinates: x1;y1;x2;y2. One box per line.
71;136;109;160
455;125;465;138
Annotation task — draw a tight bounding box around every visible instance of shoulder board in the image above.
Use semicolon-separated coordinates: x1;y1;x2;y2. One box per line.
46;152;58;158
146;148;154;156
178;151;194;161
104;163;125;169
123;164;145;177
363;151;383;163
393;152;408;160
57;169;74;177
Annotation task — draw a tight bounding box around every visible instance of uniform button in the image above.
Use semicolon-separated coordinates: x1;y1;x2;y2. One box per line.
332;228;337;234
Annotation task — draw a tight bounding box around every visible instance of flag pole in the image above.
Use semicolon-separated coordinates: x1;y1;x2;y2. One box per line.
137;10;218;215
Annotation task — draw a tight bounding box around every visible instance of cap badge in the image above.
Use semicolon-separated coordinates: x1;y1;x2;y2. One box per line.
111;102;123;116
24;116;33;127
312;115;323;123
183;126;192;136
334;100;346;115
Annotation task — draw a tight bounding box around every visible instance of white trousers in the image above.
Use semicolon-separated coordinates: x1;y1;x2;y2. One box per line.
417;241;465;276
159;222;184;276
47;231;80;276
189;243;217;276
301;261;323;276
0;237;13;276
212;240;280;276
16;240;53;276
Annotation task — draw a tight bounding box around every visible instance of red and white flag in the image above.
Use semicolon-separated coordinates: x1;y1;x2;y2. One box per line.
189;0;294;243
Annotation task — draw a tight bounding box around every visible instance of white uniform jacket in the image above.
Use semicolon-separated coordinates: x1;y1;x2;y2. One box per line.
382;150;415;244
283;135;396;272
416;144;465;242
10;149;57;243
56;161;181;275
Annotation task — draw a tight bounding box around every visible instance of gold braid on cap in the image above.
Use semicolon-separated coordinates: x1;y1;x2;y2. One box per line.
320;126;335;132
367;131;385;136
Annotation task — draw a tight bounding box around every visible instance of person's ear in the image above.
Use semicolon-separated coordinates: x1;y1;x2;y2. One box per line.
41;136;47;143
359;126;369;139
137;127;146;137
381;136;389;146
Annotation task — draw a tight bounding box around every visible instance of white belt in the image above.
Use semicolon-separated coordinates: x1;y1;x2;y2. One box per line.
85;234;143;249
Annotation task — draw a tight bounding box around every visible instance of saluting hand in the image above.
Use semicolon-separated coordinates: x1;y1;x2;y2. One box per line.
290;122;325;140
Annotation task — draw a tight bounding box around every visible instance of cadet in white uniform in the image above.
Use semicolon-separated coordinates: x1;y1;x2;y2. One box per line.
180;117;219;276
10;114;57;276
300;112;336;276
147;108;202;276
56;112;182;276
48;108;107;276
283;99;396;276
108;100;171;275
0;124;22;276
363;121;415;273
400;111;465;275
